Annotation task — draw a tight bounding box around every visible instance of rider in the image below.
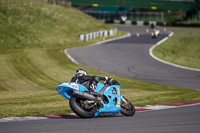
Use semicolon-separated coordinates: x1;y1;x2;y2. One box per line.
71;69;112;94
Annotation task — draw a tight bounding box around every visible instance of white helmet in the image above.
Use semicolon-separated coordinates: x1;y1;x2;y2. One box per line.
76;69;87;76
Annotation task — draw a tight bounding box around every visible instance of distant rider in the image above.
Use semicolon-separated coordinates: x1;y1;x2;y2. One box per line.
71;69;112;94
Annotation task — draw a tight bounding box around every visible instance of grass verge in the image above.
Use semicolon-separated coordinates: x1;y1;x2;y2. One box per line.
153;30;200;69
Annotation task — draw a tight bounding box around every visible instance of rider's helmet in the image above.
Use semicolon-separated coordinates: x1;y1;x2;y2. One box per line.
76;69;87;76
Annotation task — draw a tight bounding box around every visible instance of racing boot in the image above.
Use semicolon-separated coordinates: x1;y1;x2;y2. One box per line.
95;96;104;108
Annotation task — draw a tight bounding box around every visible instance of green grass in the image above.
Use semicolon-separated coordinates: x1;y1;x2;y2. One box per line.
173;31;200;36
153;31;200;69
1;4;200;118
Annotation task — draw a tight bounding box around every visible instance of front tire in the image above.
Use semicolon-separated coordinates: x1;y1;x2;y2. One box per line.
121;97;135;116
69;95;96;118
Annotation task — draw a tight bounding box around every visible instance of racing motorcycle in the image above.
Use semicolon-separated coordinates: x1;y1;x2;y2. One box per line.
151;29;160;38
56;79;135;118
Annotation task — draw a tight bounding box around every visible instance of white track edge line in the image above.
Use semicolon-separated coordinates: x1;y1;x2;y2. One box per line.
136;102;200;113
149;32;200;72
0;116;47;123
65;49;80;65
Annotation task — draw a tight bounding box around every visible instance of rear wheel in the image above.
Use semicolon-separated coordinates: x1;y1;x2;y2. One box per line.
69;95;96;118
121;97;135;116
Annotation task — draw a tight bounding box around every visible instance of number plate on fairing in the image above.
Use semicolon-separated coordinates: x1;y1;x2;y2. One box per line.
63;83;79;90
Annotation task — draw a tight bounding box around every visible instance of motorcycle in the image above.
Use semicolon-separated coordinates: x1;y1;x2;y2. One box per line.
56;79;135;118
151;29;160;38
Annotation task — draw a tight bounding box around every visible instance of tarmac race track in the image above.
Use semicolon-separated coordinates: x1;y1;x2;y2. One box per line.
0;104;200;133
67;26;200;90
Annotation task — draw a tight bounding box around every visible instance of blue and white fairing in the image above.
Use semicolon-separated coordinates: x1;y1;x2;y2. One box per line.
95;83;121;116
56;82;89;99
56;82;122;116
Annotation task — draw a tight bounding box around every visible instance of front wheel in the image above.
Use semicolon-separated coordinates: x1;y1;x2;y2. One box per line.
121;97;135;116
69;95;96;118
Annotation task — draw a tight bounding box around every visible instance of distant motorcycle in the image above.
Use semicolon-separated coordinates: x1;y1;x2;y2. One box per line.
56;80;135;118
151;29;160;38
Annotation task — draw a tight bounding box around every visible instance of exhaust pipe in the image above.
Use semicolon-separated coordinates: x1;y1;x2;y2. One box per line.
73;90;96;100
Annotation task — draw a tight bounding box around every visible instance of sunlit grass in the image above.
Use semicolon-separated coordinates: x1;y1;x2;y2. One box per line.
153;31;200;69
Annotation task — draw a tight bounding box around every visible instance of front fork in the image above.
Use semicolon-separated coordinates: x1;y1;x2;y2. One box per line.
121;95;128;104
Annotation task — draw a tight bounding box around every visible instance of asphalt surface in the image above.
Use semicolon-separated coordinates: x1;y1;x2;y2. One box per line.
67;26;200;89
0;104;200;133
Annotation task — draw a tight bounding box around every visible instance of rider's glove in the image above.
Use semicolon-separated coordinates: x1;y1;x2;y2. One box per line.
104;76;113;84
105;76;112;80
108;77;113;82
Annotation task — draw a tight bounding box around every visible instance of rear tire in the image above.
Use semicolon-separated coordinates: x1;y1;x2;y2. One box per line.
69;95;96;118
121;97;135;116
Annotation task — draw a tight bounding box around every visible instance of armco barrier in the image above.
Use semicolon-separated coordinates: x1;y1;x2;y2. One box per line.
78;28;118;41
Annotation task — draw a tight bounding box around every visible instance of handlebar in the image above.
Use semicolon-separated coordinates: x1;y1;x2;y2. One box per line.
105;79;120;86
